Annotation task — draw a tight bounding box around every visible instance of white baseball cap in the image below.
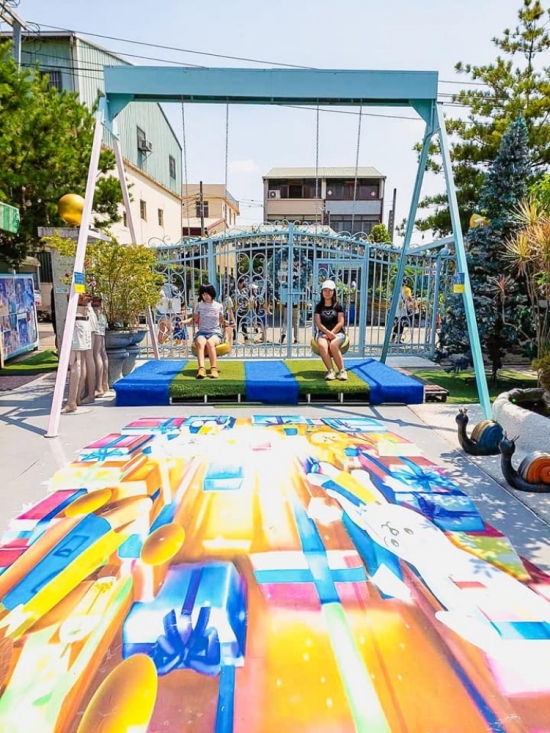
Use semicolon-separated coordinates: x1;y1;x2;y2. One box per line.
321;279;336;291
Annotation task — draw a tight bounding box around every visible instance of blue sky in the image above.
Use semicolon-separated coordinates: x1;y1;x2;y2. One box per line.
8;0;526;239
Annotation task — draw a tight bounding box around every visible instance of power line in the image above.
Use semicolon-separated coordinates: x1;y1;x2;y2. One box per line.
29;20;492;88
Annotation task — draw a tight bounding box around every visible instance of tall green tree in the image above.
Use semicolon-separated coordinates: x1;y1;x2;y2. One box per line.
418;0;550;236
440;117;534;375
0;42;122;268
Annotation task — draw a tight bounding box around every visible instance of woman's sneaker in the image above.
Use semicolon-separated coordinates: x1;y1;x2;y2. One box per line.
337;369;348;381
325;369;336;381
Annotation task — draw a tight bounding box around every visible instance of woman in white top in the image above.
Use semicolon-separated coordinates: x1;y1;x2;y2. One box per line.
193;283;224;379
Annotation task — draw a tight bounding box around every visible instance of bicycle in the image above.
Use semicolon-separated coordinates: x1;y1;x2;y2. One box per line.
390;313;413;344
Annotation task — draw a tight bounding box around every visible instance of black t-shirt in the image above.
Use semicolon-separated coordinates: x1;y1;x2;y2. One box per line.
314;302;344;333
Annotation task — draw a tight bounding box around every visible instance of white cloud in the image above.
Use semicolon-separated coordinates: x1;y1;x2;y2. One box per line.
229;159;260;174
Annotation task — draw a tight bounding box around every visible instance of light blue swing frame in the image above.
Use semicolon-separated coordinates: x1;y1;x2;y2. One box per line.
103;66;491;418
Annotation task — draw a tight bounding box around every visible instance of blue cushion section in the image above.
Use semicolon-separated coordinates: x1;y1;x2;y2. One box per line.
114;360;188;406
346;358;424;405
244;361;299;404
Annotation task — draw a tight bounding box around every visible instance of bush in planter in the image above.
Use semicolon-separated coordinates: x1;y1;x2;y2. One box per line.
44;233;164;330
87;237;164;330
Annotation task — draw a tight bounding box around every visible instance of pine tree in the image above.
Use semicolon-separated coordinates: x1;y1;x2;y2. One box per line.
417;0;550;236
439;116;534;377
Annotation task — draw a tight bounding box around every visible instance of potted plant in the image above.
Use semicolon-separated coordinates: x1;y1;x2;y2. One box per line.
45;232;163;383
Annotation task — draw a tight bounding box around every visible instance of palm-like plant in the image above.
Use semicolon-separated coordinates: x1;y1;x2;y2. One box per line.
504;200;550;390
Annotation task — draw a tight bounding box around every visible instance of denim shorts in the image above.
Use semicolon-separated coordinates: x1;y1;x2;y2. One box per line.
317;332;346;344
195;329;222;341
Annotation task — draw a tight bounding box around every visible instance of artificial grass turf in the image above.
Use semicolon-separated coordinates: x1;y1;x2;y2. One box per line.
408;369;538;404
0;349;58;375
284;359;370;396
169;359;246;399
168;359;369;401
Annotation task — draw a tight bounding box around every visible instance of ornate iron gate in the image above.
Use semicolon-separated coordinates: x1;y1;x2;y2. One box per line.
150;223;455;360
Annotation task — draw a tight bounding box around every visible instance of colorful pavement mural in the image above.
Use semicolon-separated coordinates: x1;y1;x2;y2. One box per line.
0;415;549;731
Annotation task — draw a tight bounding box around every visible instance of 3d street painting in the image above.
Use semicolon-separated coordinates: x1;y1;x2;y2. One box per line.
0;415;549;731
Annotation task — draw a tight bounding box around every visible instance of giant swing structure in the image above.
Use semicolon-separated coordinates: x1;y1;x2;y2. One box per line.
46;67;491;437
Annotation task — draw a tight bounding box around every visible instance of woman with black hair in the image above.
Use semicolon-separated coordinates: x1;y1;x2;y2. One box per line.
193;283;224;379
314;280;347;381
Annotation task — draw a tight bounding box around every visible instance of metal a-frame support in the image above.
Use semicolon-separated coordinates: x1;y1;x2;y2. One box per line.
380;103;491;418
45;98;159;438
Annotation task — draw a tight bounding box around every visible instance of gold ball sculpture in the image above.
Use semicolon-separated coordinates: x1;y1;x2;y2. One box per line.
58;193;85;226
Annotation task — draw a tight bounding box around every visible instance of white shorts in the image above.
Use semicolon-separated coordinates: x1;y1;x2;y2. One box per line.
72;320;92;351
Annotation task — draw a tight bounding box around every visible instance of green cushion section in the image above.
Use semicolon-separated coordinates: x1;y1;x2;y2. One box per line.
284;359;370;395
0;349;58;375
169;359;246;399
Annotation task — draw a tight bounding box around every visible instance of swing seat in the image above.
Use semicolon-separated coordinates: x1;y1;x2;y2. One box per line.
191;341;230;358
310;335;349;355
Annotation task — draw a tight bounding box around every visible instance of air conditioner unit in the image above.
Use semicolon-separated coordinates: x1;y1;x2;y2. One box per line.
138;139;153;153
268;190;280;199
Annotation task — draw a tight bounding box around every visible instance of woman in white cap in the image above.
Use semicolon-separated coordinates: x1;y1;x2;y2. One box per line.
314;280;347;381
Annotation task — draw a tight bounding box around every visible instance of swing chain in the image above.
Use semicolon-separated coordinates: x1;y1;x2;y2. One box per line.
181;100;191;237
224;104;230;227
315;105;320;223
350;104;363;235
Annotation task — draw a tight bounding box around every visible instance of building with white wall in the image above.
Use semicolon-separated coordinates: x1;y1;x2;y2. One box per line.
263;166;385;235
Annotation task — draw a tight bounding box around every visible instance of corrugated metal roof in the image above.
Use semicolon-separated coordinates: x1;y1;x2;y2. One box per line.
263;166;385;179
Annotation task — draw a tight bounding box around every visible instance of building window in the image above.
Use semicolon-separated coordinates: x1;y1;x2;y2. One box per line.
169;155;176;179
267;180;319;199
140;200;147;221
326;179;380;201
39;69;62;90
137;127;148;160
329;215;379;235
158;209;164;227
195;201;209;218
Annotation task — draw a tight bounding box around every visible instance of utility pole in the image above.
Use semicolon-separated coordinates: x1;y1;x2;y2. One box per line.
0;1;28;68
199;180;205;237
387;187;397;241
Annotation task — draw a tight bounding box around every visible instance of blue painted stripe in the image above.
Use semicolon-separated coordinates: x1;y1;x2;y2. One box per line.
37;489;88;525
3;514;110;609
114;359;188;406
215;664;235;733
346;358;424;405
150;503;177;531
254;567;367;584
117;534;143;559
448;657;505;732
244;361;299;404
290;496;339;604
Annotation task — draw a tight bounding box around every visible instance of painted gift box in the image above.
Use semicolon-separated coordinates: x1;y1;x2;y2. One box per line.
8;490;86;533
249;549;368;608
202;462;245;492
182;416;236;434
79;433;153;461
49;453;147;490
122;417;187;435
122;561;247;675
397;491;486;532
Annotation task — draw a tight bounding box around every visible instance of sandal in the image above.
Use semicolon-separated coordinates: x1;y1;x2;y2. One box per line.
209;367;219;379
196;366;206;379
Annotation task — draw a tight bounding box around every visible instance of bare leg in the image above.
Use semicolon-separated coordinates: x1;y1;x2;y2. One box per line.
317;339;333;372
224;325;234;351
63;351;81;413
205;336;220;371
80;348;96;404
93;333;104;396
292;305;300;342
99;336;109;391
329;341;344;372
